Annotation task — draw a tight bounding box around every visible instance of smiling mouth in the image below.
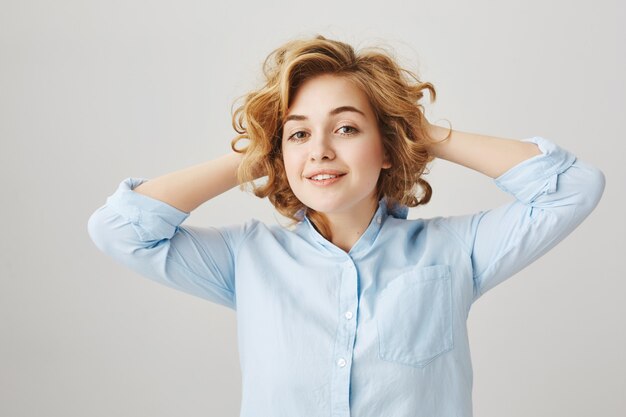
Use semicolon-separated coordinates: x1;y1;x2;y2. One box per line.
308;173;345;180
306;173;346;185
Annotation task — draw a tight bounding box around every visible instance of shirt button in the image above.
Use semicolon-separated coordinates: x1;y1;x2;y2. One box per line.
376;216;382;224
344;311;353;320
337;358;347;367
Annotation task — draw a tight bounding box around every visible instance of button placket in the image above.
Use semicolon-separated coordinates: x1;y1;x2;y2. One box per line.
330;258;359;416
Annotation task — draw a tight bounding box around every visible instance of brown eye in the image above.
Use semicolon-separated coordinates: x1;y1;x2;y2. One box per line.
288;131;308;142
337;125;358;135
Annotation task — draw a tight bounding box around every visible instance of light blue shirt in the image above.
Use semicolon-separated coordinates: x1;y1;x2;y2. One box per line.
87;136;605;417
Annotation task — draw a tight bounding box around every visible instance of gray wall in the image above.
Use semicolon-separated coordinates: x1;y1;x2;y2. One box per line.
1;0;624;416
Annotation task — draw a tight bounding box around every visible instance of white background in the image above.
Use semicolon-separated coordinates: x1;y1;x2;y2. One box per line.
1;0;624;416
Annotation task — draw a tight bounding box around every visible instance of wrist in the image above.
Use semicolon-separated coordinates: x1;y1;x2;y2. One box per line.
425;122;453;157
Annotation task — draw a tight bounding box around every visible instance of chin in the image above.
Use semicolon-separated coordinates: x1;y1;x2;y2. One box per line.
302;201;335;213
297;195;343;214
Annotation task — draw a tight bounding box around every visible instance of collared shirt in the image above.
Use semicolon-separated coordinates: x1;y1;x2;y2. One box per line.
87;136;605;417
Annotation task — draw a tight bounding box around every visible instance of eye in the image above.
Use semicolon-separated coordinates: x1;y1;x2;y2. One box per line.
287;130;309;142
337;125;358;136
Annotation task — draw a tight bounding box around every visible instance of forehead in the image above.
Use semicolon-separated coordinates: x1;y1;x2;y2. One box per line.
285;74;374;119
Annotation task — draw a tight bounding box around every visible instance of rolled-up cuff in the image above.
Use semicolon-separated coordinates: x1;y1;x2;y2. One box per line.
105;177;190;242
494;136;577;204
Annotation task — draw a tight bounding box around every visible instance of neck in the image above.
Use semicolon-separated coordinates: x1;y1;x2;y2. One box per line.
322;197;380;253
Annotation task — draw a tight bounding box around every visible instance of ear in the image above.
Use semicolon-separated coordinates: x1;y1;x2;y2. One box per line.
382;152;392;169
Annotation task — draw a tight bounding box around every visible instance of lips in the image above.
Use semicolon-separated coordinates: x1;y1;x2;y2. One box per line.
309;173;346;181
304;169;347;179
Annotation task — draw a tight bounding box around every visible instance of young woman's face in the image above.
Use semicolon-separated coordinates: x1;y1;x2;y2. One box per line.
281;74;391;217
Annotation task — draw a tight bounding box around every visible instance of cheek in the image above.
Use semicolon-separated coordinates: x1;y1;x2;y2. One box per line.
282;152;301;183
355;146;384;169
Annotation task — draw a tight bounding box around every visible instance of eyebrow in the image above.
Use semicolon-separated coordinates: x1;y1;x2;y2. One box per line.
283;106;366;125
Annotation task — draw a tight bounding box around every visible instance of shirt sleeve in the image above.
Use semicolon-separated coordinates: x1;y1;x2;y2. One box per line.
436;136;606;304
87;177;255;310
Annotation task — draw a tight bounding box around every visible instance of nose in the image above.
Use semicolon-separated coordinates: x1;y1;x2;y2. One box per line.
308;133;335;161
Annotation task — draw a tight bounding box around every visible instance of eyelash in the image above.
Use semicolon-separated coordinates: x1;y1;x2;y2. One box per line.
287;125;359;142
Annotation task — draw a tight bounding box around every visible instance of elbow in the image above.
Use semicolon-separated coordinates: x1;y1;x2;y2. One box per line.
87;204;167;258
580;164;606;215
87;205;132;256
567;161;606;222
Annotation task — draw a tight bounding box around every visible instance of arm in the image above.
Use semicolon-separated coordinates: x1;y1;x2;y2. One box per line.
426;123;542;178
424;123;606;302
132;151;244;213
87;151;258;310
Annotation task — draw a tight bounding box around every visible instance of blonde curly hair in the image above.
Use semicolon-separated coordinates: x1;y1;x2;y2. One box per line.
230;34;447;240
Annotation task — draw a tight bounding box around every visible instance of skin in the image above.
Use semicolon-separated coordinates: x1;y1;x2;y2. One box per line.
281;74;392;252
133;74;541;254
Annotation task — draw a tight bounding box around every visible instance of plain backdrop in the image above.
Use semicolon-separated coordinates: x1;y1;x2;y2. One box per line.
1;0;624;416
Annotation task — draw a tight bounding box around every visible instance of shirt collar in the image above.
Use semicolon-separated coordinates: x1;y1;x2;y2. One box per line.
295;196;408;256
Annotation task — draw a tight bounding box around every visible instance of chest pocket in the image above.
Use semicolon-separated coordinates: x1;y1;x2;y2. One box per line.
375;264;453;368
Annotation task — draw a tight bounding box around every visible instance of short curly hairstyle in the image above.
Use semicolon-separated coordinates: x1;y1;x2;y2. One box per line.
230;34;447;240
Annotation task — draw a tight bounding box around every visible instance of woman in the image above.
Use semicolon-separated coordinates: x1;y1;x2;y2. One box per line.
87;35;605;416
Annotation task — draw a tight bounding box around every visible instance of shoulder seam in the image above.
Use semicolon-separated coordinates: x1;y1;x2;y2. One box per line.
472;208;545;282
435;217;473;256
226;218;260;260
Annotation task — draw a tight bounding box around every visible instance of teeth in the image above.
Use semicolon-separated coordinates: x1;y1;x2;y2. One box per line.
311;174;339;180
